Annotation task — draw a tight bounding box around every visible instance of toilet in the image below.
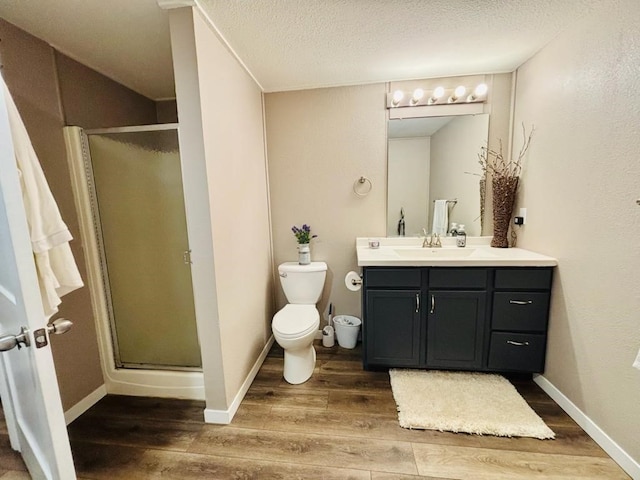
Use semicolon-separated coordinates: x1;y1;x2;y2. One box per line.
272;261;327;384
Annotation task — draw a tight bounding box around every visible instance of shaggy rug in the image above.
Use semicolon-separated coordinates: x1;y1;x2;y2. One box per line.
389;369;555;439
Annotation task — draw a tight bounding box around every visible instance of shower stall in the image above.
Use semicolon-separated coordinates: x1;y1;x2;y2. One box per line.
64;124;204;399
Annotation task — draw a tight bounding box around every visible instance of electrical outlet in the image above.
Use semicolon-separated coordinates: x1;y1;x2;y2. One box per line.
519;207;527;225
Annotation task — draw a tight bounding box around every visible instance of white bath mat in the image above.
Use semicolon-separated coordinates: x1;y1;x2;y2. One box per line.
389;369;555;439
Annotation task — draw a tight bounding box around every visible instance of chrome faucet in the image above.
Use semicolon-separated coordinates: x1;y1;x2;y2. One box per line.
422;229;442;248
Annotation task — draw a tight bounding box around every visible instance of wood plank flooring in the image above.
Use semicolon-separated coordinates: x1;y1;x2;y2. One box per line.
0;342;631;479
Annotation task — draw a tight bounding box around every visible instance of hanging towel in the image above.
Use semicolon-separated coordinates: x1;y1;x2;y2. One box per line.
1;76;83;318
432;199;448;236
634;348;640;370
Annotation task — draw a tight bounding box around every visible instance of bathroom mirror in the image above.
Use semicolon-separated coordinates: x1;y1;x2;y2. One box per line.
387;113;489;237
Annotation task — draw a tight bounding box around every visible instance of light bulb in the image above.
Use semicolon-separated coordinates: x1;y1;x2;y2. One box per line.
391;90;404;106
449;85;466;103
410;88;425;105
428;86;445;104
474;83;488;96
467;83;489;102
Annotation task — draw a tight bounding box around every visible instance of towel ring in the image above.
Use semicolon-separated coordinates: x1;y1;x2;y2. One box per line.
353;176;372;197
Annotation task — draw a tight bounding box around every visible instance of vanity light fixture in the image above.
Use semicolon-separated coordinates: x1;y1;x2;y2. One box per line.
428;86;445;105
386;83;488;109
391;90;404;106
448;85;466;103
410;88;425;105
467;83;488;102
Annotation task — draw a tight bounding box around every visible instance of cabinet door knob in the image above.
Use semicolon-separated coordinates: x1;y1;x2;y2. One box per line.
415;293;420;313
430;294;435;314
506;340;530;346
509;300;533;305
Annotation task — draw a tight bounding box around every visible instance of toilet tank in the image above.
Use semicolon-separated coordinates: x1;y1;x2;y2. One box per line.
278;262;327;304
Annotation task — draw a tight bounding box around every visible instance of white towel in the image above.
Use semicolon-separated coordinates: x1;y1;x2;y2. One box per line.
2;76;83;318
634;348;640;370
432;199;448;236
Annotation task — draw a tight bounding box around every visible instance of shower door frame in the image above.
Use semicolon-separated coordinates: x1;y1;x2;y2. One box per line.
64;124;205;403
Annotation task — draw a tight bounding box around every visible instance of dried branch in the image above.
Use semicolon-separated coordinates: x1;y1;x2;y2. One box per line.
478;124;534;180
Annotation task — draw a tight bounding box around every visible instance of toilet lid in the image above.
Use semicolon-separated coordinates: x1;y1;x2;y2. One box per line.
273;304;319;338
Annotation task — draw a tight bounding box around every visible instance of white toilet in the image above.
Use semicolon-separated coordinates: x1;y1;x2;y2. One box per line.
272;261;327;384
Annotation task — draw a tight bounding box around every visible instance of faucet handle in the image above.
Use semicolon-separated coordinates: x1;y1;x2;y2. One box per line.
422;228;428;237
435;233;442;247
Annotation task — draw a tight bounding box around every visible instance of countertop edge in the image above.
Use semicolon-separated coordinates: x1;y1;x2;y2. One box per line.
357;259;558;267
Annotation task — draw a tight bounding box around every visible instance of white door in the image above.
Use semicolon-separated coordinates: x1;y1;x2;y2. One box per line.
0;89;76;478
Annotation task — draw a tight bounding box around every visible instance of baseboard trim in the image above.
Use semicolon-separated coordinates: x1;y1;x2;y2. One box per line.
534;374;639;479
204;335;275;424
64;384;107;425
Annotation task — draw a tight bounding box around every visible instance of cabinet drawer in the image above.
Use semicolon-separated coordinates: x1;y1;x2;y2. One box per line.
364;268;421;288
492;292;550;332
488;332;546;372
495;268;552;290
429;268;487;289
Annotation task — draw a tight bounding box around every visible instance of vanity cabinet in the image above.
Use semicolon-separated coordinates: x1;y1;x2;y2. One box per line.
363;268;422;367
362;266;553;374
426;269;487;369
487;269;552;372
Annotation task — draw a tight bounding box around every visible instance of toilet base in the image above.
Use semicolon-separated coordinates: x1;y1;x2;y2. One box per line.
283;344;316;384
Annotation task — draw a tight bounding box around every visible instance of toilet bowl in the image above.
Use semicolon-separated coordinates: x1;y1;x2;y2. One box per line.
272;304;320;384
272;261;327;384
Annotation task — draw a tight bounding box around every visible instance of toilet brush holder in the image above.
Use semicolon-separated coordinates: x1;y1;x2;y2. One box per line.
322;325;335;347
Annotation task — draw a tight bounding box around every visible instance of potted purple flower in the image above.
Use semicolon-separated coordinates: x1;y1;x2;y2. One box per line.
292;224;317;265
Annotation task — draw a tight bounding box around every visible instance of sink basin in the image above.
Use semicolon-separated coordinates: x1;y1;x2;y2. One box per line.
394;247;477;258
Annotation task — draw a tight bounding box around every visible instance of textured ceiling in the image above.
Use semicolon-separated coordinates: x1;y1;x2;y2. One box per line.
0;0;599;100
200;0;599;92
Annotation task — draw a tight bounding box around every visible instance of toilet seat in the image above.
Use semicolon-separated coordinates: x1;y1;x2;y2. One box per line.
273;304;319;339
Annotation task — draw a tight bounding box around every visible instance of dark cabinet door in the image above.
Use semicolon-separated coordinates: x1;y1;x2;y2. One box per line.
364;289;421;368
426;291;485;369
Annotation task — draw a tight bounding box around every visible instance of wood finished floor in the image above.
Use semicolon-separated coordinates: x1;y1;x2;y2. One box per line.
0;343;631;479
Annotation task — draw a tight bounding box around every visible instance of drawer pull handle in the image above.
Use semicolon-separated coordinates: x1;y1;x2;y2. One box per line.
430;294;435;314
415;294;420;313
506;340;530;347
509;300;533;305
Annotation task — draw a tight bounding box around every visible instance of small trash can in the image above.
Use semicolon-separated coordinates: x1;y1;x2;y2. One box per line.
333;315;361;349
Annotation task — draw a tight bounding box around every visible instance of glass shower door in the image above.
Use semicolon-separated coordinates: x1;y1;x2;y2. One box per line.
87;128;201;369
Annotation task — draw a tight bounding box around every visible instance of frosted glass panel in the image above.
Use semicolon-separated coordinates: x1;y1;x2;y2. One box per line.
88;130;201;368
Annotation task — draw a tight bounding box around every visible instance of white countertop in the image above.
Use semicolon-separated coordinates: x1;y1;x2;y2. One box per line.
356;237;558;267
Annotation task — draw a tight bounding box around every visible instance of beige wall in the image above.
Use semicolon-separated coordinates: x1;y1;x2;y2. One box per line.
56;52;157;129
0;19;164;410
156;99;178;124
0;18;103;410
266;84;388;321
169;7;273;411
168;7;226;410
513;0;640;464
192;9;273;406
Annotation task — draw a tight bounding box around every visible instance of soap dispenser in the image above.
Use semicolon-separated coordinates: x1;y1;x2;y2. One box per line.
456;224;467;247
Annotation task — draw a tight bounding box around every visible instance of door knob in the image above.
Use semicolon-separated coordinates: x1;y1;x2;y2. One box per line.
47;318;73;335
0;326;30;352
